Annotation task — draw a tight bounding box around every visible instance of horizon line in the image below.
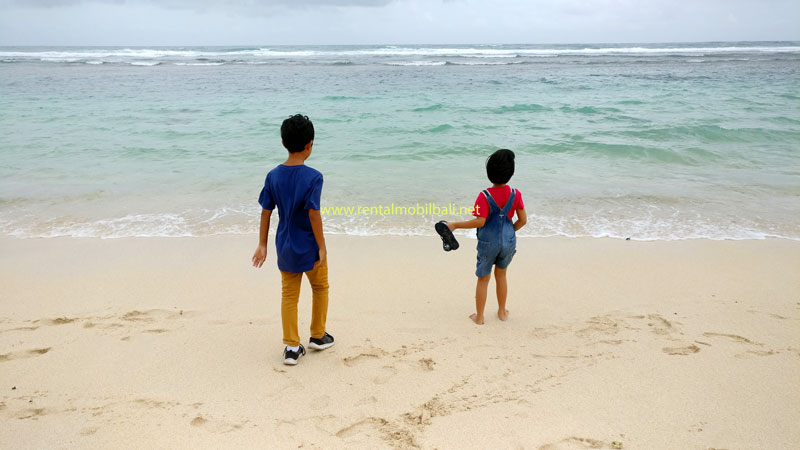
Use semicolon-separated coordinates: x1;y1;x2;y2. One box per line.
1;39;799;48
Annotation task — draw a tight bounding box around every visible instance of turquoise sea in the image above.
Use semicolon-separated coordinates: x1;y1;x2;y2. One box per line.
1;42;798;240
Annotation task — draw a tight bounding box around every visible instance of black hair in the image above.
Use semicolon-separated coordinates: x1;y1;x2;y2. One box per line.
281;114;315;153
486;149;515;185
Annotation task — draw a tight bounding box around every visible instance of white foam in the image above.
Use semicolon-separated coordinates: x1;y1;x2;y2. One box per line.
129;61;160;66
113;49;203;58
470;53;520;58
385;61;446;66
2;193;798;241
4;214;798;241
355;47;522;57
449;60;525;66
515;212;799;241
520;46;800;55
249;49;318;57
6;214;192;239
40;57;79;62
3;45;797;63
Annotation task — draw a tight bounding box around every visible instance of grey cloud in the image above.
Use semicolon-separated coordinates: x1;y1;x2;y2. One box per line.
1;0;797;45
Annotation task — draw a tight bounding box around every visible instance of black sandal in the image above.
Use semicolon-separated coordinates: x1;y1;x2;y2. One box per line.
435;221;460;251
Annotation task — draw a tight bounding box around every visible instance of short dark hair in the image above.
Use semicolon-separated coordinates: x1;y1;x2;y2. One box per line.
486;149;515;185
281;114;315;153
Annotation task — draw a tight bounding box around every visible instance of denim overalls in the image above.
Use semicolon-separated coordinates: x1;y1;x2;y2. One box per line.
475;188;517;277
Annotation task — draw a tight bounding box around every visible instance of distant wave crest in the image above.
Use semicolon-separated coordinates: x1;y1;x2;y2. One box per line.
2;43;797;66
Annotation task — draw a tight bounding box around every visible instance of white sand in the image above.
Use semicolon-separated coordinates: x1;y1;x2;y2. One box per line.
1;235;799;449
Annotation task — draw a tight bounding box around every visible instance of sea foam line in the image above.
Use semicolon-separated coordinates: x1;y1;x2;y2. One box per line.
2;45;798;62
2;210;797;241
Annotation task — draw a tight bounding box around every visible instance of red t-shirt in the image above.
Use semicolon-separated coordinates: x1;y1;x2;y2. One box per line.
473;185;525;220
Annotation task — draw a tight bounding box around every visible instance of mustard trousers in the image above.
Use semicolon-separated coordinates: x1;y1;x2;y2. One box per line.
279;263;329;346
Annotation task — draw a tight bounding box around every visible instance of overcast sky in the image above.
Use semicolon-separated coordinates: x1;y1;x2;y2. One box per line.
0;0;798;46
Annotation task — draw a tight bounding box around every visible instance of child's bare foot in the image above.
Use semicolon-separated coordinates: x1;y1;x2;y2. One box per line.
498;309;509;321
469;313;484;325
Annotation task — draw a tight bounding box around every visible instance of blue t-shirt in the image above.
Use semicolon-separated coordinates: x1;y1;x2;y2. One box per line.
258;164;323;273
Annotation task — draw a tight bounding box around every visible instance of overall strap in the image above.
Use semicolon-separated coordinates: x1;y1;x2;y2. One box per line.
500;188;517;217
481;190;500;211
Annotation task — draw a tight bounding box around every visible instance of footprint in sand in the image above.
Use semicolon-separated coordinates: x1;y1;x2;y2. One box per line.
1;325;39;333
702;332;777;358
662;344;700;356
143;329;169;334
735;349;776;358
94;309;194;337
80;427;99;436
40;317;78;326
16;317;77;328
189;414;246;434
574;315;622;338
418;357;436;371
343;352;381;367
190;416;207;426
373;365;398;385
747;309;789;320
538;436;610;449
647;314;679;336
336;416;418;448
0;347;52;363
702;332;762;346
529;325;568;339
335;417;388;439
121;309;192;323
1;320;58;335
15;407;48;420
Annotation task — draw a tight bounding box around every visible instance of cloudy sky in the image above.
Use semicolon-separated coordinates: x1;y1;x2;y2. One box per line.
0;0;797;46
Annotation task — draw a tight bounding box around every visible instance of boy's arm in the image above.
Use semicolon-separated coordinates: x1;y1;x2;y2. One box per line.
513;208;527;231
447;216;487;231
252;208;272;268
308;209;327;268
447;198;486;231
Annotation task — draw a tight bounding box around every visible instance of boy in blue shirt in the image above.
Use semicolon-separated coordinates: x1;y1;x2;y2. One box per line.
252;114;334;365
445;149;527;324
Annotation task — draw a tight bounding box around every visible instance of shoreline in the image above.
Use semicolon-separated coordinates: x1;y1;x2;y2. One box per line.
1;235;799;449
6;232;800;243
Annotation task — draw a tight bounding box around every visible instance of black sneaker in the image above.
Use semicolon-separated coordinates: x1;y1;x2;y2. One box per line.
308;332;335;350
283;344;306;365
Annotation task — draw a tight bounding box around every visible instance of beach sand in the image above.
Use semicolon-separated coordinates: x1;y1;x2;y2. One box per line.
1;235;799;449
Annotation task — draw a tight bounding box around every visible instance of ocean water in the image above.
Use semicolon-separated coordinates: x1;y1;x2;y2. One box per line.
1;42;798;240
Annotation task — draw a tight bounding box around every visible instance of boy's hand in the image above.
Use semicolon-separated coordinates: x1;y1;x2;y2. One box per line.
446;222;456;232
315;248;327;269
252;245;267;268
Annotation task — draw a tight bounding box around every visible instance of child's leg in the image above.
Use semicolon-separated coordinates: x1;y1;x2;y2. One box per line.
471;274;491;324
494;266;509;321
305;262;329;339
280;270;303;346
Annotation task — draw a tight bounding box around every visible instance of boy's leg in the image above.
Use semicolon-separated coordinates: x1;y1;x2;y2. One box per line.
280;270;303;346
306;262;329;339
494;266;509;321
472;274;491;325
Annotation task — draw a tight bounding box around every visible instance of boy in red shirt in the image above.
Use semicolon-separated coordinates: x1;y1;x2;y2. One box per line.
446;149;527;324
